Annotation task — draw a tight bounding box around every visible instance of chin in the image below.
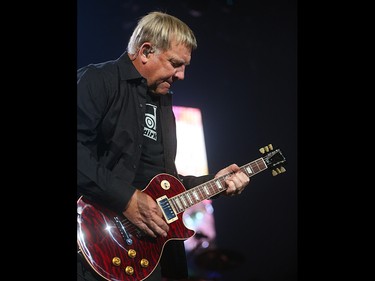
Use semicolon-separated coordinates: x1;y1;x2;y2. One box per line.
156;89;170;95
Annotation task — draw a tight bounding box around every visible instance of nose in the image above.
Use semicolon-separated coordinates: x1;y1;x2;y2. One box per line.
174;65;185;80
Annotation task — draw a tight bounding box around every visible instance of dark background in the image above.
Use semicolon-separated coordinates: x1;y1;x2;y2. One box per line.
77;1;297;280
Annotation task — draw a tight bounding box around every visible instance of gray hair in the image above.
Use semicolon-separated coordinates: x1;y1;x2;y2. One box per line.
127;11;197;54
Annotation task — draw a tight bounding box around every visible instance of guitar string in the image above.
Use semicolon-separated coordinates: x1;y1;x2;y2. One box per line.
117;161;265;235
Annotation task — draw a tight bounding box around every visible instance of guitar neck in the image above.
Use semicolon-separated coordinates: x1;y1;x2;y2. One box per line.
169;157;267;214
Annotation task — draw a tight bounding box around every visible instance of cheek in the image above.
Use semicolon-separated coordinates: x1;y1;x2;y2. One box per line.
149;60;174;81
156;69;175;81
159;61;175;77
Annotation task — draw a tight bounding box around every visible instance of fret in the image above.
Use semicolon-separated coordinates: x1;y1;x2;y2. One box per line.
206;183;212;194
243;158;267;176
255;159;263;171
245;165;253;175
169;199;177;213
215;179;224;190
186;192;194;205
203;184;210;196
211;181;220;195
250;162;260;173
196;186;206;200
193;190;199;201
180;195;188;208
174;197;183;211
258;158;267;170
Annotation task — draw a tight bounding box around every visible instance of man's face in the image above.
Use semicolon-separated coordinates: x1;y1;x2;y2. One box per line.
144;40;192;95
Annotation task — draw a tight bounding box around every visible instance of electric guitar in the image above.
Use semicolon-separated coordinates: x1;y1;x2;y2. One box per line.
77;144;286;281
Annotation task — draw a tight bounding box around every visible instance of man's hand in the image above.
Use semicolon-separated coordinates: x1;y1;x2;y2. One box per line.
123;190;169;238
215;164;250;196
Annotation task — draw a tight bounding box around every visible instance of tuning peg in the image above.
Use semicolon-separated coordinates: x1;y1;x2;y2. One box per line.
259;144;274;154
272;166;286;176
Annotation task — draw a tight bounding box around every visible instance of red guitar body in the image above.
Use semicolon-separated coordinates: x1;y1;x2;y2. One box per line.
77;174;194;281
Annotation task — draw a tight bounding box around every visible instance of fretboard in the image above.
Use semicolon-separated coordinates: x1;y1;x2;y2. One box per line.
169;157;267;214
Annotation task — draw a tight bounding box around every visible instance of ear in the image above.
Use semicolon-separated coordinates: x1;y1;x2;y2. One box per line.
143;48;151;56
140;43;154;58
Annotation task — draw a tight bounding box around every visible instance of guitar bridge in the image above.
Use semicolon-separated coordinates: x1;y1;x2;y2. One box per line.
156;195;178;224
113;216;133;245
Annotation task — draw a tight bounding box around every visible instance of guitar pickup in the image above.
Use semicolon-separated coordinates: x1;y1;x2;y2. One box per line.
156;196;178;224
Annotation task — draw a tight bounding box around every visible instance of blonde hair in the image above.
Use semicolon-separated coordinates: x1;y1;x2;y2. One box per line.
127;11;197;54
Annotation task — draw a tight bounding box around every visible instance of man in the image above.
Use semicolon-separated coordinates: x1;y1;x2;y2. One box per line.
77;11;250;281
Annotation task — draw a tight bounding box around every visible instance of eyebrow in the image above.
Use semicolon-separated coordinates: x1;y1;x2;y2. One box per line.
169;57;190;66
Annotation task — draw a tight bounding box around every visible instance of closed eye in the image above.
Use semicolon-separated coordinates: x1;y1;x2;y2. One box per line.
169;59;186;69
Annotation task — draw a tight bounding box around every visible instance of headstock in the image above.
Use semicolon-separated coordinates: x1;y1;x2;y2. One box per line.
259;144;287;176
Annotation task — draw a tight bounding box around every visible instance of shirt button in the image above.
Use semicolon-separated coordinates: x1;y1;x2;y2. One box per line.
133;164;136;169
138;144;142;148
139;104;143;108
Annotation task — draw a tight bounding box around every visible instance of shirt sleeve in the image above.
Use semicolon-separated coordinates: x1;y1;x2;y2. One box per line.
77;66;136;213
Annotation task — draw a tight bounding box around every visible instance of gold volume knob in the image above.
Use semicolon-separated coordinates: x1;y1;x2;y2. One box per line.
125;266;134;275
140;258;149;267
112;257;121;266
128;249;136;258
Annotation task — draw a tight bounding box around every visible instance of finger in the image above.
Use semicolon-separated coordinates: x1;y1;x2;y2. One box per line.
230;175;247;194
138;222;157;238
238;171;250;184
229;163;240;172
143;219;168;238
137;212;165;238
152;216;169;236
234;172;250;189
225;178;237;195
150;223;168;237
228;173;241;186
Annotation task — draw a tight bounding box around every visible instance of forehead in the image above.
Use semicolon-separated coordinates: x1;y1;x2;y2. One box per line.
163;41;192;64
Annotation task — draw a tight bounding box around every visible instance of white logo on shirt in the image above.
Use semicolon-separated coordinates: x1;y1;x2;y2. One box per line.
144;103;157;141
